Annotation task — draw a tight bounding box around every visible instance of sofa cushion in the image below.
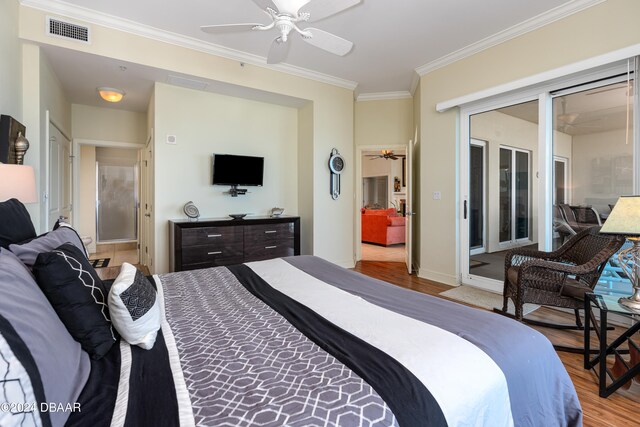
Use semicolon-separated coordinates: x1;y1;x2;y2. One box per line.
364;208;397;216
388;217;405;227
0;198;36;249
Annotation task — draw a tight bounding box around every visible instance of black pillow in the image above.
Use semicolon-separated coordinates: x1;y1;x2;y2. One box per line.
33;243;116;359
0;198;36;249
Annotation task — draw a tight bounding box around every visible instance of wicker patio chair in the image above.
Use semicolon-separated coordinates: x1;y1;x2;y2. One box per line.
495;227;625;351
558;204;593;234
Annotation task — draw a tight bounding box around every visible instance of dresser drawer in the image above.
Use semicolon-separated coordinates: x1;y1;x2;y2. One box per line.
244;241;295;262
181;243;243;265
181;256;244;271
244;223;294;245
181;226;242;247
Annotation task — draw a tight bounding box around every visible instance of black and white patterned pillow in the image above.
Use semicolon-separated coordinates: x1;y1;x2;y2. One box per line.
108;263;160;350
32;243;116;360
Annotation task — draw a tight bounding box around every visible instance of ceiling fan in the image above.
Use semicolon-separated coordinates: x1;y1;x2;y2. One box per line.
366;150;405;160
556;97;602;133
201;0;361;64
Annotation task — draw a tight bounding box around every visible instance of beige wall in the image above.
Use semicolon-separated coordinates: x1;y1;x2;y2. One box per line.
153;83;300;272
20;44;71;232
355;98;413;147
419;0;640;285
297;102;314;255
78;145;96;252
72;104;146;143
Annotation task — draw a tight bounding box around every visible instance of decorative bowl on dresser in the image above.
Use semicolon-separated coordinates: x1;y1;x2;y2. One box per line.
170;215;300;272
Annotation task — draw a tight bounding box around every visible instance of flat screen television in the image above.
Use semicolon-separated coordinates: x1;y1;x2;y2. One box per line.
212;154;264;186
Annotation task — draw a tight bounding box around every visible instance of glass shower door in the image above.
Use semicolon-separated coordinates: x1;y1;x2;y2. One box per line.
97;162;138;242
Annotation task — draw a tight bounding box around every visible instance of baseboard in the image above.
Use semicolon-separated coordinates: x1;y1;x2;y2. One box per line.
336;259;356;269
417;269;458;286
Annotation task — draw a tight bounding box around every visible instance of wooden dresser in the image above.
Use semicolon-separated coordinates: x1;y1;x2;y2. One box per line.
170;216;300;272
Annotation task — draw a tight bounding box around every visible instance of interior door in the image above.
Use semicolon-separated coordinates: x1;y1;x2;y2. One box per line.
405;143;413;274
47;123;72;229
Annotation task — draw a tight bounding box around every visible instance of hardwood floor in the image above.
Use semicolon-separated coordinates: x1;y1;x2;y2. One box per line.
353;261;640;427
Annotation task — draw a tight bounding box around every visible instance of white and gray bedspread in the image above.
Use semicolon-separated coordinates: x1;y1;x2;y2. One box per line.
152;256;582;427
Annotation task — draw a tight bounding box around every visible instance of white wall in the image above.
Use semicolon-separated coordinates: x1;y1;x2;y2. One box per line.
571;128;632;213
154;83;299;272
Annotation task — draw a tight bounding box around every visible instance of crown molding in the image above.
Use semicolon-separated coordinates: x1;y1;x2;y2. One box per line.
409;72;420;95
416;0;605;76
356;91;412;102
20;0;359;91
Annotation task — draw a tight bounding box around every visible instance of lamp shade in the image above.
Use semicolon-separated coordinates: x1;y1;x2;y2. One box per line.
600;196;640;236
0;164;37;203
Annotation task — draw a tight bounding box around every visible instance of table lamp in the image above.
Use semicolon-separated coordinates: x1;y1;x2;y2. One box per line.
0;163;37;203
600;196;640;310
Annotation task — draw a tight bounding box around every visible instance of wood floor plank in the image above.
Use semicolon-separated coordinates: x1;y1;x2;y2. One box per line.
352;261;640;427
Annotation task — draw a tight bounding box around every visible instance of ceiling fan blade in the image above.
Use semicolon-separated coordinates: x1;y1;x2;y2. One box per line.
251;0;277;10
267;37;290;64
301;28;353;56
201;23;263;33
302;0;361;22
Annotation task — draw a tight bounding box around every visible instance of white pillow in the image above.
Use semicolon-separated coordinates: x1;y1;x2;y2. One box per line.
108;263;160;350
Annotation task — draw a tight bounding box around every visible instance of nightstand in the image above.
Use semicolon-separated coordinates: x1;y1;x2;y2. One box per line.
584;292;640;397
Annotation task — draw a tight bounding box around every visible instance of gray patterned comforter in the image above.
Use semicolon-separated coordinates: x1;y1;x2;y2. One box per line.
159;267;397;427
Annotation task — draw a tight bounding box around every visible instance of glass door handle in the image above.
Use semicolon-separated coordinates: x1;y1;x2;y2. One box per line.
464;200;468;219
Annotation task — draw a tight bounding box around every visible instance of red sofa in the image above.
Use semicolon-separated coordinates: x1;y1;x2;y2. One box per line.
361;208;406;246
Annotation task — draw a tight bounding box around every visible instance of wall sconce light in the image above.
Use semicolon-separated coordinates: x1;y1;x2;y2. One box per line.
97;87;125;103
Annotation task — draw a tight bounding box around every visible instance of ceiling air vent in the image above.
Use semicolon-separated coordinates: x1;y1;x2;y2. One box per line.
46;17;91;44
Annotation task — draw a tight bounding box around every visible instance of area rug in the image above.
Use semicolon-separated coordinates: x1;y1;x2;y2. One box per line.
90;258;110;268
440;285;539;316
469;260;489;269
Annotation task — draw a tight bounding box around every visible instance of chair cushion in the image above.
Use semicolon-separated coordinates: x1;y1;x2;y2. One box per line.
0;198;36;249
560;279;591;299
507;266;519;285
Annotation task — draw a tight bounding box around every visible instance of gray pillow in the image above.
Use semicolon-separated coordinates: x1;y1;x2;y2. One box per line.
0;248;90;427
9;226;87;267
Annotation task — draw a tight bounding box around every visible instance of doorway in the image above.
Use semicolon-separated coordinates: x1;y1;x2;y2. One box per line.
356;144;413;272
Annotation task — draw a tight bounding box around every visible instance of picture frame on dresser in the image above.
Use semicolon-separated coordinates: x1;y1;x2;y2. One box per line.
170;215;301;272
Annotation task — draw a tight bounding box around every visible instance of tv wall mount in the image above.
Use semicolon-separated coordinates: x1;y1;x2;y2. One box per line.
328;148;344;200
226;185;248;197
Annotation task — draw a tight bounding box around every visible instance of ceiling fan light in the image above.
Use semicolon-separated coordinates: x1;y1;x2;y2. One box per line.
97;87;125;103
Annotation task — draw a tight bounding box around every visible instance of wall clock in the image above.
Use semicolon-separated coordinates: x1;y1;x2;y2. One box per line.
328;148;344;200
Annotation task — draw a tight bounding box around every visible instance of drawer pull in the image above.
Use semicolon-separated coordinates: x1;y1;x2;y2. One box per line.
207;251;222;255
207;234;222;238
264;230;277;234
265;245;278;249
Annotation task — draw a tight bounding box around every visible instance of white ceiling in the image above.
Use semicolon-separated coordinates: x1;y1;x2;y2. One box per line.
30;0;601;110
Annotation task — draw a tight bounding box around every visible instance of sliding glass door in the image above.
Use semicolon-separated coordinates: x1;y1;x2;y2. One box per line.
461;58;638;294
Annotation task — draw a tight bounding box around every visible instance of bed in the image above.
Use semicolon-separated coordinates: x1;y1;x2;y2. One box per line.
0;200;582;426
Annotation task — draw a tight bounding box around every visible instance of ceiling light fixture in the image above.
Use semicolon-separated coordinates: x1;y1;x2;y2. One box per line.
97;87;125;103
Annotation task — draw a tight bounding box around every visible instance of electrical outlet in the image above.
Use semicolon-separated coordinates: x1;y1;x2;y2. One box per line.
433;191;441;200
